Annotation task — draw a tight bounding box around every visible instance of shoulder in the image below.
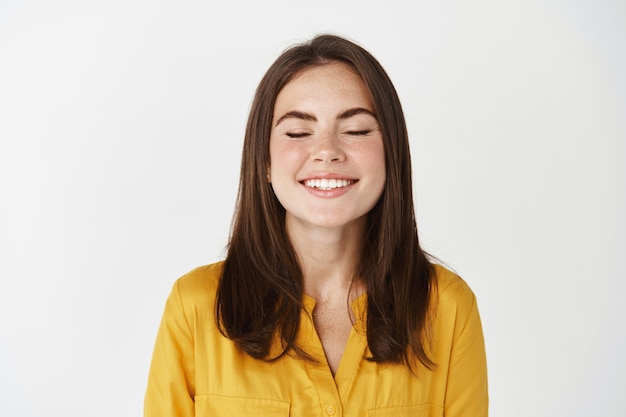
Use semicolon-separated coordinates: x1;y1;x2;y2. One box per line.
171;261;224;307
432;263;478;322
433;264;475;299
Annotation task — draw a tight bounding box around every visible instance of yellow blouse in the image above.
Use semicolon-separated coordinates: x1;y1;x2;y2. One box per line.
144;262;488;417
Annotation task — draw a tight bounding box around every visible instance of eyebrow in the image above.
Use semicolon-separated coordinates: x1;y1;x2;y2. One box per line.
274;107;377;127
338;107;377;120
275;111;316;127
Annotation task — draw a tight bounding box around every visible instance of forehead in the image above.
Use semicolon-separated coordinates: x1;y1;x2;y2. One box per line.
290;61;361;83
275;62;374;110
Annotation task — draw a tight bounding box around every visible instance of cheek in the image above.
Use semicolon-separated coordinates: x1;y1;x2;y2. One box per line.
362;140;386;173
364;140;387;195
268;140;306;177
268;138;283;178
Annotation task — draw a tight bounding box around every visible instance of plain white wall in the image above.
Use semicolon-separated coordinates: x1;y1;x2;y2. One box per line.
1;0;624;416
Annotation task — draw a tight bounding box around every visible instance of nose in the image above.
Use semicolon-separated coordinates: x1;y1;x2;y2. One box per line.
313;132;345;163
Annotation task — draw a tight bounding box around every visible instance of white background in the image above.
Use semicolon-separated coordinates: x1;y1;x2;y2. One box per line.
1;0;624;416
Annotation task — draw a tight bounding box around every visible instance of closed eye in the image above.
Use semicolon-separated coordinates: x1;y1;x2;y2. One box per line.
345;130;372;136
286;132;311;138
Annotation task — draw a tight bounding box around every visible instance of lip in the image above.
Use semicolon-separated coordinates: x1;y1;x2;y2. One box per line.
298;172;358;182
302;183;355;198
299;173;358;198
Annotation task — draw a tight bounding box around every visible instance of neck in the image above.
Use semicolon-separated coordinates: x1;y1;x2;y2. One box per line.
286;215;366;302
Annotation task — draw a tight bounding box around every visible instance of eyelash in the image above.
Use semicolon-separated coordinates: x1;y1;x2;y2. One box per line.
286;132;310;138
285;130;372;138
346;130;372;136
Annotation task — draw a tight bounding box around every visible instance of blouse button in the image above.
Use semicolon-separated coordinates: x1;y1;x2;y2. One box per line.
326;404;336;415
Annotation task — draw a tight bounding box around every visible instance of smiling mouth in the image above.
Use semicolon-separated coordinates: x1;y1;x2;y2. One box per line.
302;178;356;191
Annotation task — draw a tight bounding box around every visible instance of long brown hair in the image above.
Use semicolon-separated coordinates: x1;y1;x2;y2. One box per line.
216;34;436;370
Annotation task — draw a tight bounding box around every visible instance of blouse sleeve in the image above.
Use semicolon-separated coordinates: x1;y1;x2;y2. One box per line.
144;281;196;417
444;290;489;417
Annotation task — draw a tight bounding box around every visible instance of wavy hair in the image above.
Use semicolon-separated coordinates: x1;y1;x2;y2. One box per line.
216;34;436;370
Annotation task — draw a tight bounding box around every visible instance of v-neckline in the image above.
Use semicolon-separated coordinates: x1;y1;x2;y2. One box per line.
301;293;368;401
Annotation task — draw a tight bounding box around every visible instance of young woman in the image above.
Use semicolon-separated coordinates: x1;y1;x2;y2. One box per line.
145;34;488;417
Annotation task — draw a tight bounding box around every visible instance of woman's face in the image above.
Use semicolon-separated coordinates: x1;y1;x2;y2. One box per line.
268;62;386;233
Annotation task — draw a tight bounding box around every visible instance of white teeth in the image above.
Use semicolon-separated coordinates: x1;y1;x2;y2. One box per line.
303;179;353;190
